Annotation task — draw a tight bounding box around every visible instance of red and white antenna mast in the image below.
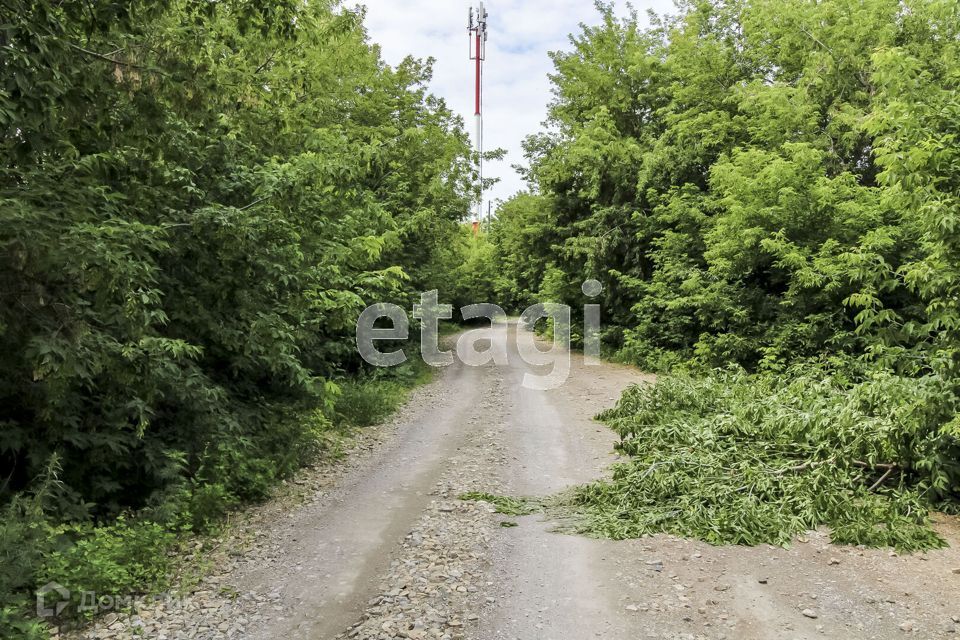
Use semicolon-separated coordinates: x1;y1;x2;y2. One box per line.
468;3;489;224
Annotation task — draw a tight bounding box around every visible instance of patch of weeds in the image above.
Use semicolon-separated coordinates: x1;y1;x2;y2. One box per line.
334;380;406;428
218;585;240;599
335;359;433;428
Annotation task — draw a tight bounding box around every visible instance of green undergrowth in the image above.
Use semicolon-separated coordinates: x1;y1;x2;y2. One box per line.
2;364;432;638
1;465;177;638
570;370;960;551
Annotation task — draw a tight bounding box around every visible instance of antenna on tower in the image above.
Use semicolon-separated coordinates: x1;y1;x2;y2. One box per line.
468;2;489;226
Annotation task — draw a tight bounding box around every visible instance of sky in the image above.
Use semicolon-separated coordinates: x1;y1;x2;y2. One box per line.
357;1;675;214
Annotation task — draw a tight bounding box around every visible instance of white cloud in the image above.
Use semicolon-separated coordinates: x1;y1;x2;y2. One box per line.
357;1;674;214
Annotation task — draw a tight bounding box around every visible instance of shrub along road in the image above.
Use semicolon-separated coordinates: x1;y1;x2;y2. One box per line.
69;322;960;640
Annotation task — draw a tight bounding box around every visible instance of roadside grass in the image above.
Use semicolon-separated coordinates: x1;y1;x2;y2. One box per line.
334;358;433;428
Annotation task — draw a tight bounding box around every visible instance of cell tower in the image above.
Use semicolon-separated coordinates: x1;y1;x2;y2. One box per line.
468;3;488;224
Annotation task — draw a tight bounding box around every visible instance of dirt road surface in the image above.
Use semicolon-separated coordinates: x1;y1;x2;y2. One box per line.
69;320;960;640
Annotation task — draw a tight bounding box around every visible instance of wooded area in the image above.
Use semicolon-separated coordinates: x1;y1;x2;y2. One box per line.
1;1;482;635
487;0;960;549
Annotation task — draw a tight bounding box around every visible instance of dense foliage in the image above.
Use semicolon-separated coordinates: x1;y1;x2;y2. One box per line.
1;0;479;632
495;0;959;371
491;0;960;547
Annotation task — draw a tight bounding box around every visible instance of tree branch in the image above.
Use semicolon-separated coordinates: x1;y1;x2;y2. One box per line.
69;43;169;77
238;196;271;211
853;460;898;471
868;466;896;492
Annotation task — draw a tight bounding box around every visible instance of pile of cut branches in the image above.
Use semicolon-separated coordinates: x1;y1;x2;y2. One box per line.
573;371;960;550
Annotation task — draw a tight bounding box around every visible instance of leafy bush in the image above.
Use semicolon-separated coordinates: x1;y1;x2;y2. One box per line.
573;371;959;550
1;472;172;634
0;608;48;640
39;518;174;618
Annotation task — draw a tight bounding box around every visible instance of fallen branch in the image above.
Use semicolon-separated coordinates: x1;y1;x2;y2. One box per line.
773;458;835;475
853;460;898;471
868;466;898;492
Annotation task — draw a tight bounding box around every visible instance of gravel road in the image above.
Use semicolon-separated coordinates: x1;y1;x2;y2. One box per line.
68;320;960;640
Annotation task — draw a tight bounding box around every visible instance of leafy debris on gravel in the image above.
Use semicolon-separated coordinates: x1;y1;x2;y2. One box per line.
457;493;540;516
570;372;955;551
